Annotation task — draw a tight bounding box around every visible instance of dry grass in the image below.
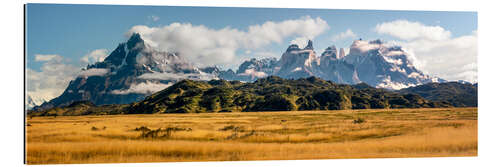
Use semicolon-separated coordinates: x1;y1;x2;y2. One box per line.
26;108;477;164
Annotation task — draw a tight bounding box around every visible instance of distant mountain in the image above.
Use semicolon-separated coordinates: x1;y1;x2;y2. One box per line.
30;76;453;116
33;33;218;111
31;35;452;111
220;57;279;81
344;39;443;89
217;39;441;88
25;95;47;110
398;82;478;107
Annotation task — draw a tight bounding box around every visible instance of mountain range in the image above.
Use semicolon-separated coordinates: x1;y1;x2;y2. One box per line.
31;34;462;111
31;76;478;116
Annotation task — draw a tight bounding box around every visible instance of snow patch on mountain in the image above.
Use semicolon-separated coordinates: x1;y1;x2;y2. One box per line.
26;95;48;109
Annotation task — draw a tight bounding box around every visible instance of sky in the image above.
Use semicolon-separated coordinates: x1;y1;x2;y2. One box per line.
26;3;477;101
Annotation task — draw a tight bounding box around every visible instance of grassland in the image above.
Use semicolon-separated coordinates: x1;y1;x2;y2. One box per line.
25;107;477;164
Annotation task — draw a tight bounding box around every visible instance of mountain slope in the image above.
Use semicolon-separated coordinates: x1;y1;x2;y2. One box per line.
25;95;47;110
32;36;450;111
217;39;440;88
128;76;449;114
398;82;478;107
33;33;217;111
344;39;443;89
31;76;455;115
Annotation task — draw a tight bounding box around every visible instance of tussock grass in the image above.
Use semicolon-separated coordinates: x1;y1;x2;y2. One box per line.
26;108;477;164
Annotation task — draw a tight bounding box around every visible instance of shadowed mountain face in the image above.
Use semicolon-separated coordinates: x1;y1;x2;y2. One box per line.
33;33;217;111
32;35;451;110
218;39;442;88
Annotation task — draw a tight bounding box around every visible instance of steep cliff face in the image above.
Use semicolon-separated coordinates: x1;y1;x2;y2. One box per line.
345;39;443;89
33;33;217;110
275;40;319;79
215;39;438;88
32;36;445;111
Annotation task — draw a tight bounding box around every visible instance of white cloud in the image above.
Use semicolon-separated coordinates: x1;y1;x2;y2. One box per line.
80;49;108;64
375;20;477;82
127;16;329;67
111;81;172;95
375;20;451;41
27;54;80;102
148;15;160;22
138;72;218;81
78;68;109;77
34;54;62;62
332;29;357;41
290;37;309;48
237;69;268;78
349;40;383;54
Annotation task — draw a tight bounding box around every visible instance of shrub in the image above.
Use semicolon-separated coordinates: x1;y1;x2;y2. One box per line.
353;117;366;124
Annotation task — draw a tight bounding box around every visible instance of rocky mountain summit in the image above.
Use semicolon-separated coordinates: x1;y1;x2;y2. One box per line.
33;33;218;111
31;34;446;110
218;39;441;89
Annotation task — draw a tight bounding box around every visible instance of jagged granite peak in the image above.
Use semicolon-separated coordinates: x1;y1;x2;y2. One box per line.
321;45;338;58
339;48;346;59
217;57;279;82
286;44;301;52
345;39;443;89
236;58;278;74
218;39;442;88
33;33;217;111
32;37;448;112
304;40;314;50
276;41;318;79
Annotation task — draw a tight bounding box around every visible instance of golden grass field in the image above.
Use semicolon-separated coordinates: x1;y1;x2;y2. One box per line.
25;107;477;164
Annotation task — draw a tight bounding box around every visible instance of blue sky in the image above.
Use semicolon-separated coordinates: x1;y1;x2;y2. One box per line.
27;4;476;70
25;4;477;101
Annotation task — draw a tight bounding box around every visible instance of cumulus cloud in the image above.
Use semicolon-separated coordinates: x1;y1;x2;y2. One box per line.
237;69;268;78
34;54;62;62
127;16;329;67
349;40;383;54
111;81;172;95
375;20;451;41
290;37;310;49
332;29;357;41
375;20;477;82
27;54;80;102
80;49;108;64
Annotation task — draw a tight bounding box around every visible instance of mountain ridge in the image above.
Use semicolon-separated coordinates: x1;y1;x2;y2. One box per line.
30;76;477;116
31;34;451;110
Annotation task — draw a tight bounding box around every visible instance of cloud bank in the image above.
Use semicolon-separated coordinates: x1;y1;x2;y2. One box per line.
374;20;477;82
81;49;108;64
111;81;172;95
127;16;329;67
78;68;109;77
375;20;451;41
27;54;80;102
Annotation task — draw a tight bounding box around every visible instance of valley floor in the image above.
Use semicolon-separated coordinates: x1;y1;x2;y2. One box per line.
25;108;477;164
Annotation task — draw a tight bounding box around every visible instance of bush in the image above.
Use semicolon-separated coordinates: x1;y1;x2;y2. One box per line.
353;117;366;124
